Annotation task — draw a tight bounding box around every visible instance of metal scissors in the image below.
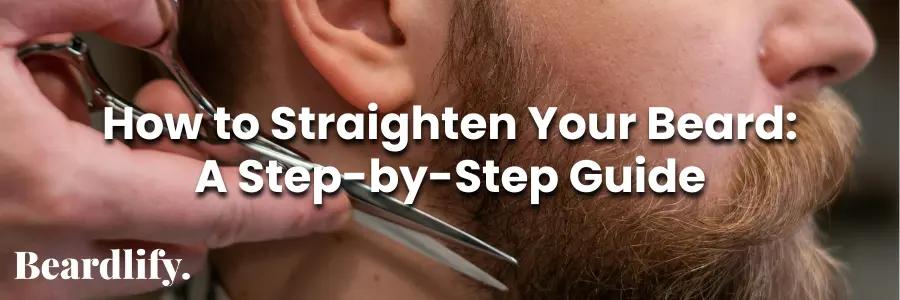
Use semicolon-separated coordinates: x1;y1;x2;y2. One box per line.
16;0;515;291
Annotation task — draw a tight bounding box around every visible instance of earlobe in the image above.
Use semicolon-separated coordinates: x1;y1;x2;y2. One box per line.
280;0;414;112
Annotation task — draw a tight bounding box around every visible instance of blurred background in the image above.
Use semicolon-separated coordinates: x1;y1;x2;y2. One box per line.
821;1;898;298
79;1;897;298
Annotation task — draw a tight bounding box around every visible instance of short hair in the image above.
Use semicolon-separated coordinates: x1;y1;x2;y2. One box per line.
178;0;270;107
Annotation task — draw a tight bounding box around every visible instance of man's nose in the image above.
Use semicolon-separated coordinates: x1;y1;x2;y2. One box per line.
760;0;875;95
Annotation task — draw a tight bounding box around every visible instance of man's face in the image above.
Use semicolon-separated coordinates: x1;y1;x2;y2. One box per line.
428;0;873;298
196;0;876;298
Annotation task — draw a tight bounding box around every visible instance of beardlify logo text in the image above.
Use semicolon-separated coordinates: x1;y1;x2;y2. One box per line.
14;249;190;287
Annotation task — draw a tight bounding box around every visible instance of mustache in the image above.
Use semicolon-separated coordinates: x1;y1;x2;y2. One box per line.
712;88;859;243
623;88;859;299
627;88;859;245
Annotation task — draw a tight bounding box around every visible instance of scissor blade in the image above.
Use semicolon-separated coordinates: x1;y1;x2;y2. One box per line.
242;139;517;265
353;210;508;291
341;180;518;265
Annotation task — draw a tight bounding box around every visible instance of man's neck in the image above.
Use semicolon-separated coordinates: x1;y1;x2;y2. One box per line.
212;223;489;299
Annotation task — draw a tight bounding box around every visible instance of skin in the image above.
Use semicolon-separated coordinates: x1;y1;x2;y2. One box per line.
205;0;875;299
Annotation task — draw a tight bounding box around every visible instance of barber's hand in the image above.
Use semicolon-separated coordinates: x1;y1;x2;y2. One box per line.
0;1;351;298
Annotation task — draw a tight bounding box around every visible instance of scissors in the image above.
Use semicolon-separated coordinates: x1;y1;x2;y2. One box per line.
16;0;516;291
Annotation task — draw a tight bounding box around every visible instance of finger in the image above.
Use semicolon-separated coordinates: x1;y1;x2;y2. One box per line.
74;128;353;248
133;80;196;117
0;46;75;128
130;79;254;163
0;0;165;48
131;79;206;159
23;54;91;125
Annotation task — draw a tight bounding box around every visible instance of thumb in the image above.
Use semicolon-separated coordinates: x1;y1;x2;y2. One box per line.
131;79;207;159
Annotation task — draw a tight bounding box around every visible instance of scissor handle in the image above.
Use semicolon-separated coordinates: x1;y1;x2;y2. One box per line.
17;37;222;142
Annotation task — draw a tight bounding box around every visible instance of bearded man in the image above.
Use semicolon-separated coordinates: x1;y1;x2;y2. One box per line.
179;0;872;299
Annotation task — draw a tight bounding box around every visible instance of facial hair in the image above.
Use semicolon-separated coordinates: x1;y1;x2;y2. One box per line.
429;1;860;299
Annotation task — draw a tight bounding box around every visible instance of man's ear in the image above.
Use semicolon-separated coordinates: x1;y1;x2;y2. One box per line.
281;0;414;111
